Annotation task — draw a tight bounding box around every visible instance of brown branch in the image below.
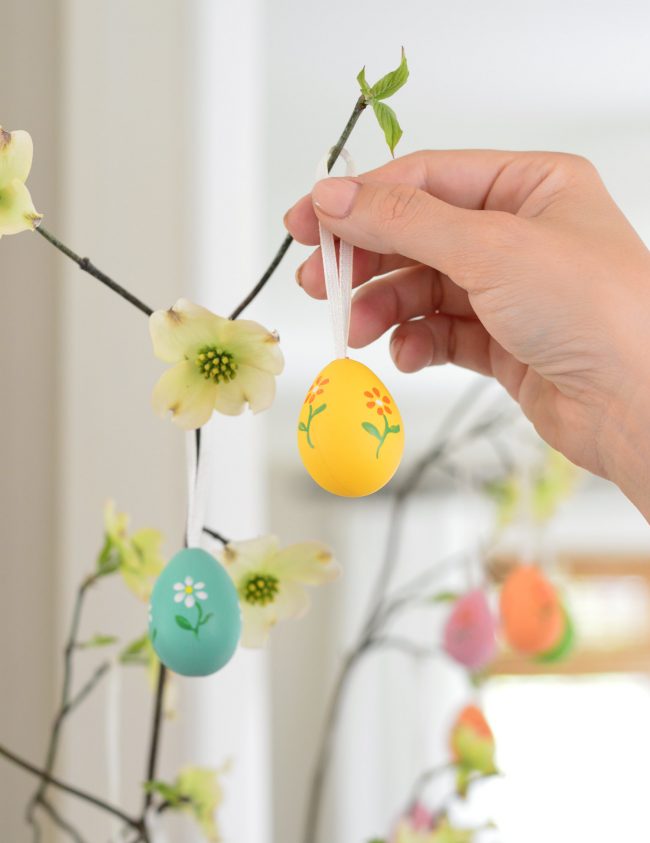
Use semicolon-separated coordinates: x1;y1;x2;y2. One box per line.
36;226;153;316
0;742;143;831
228;95;368;319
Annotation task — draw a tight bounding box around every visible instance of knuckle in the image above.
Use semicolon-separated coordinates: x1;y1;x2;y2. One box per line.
547;152;599;181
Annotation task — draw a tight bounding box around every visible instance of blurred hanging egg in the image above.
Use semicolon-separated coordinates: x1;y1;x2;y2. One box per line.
297;358;404;497
149;547;241;677
536;603;575;663
500;564;563;655
443;589;497;671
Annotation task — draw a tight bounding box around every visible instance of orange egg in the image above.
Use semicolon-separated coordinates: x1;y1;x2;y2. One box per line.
500;565;564;654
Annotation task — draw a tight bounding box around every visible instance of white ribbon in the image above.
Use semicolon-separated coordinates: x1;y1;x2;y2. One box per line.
186;427;213;548
316;148;356;359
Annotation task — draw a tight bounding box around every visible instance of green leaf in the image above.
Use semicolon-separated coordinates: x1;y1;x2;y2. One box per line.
96;537;120;577
78;634;118;649
298;422;308;431
119;633;150;664
430;591;459;604
143;780;183;806
312;403;327;417
175;615;193;631
357;66;371;98
362;421;382;440
388;424;401;434
371;100;403;156
369;47;409;101
199;612;214;627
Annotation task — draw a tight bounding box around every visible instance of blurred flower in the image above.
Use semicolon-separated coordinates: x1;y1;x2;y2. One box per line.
100;501;165;601
443;590;497;671
144;766;224;842
393;814;477;843
450;705;497;796
0;127;41;238
149;298;284;429
486;447;577;527
500;565;563;655
173;576;208;609
219;535;340;648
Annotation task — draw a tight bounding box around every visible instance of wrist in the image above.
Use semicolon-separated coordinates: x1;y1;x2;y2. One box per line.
599;380;650;522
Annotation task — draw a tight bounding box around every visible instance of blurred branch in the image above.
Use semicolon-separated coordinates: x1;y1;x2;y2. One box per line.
368;636;438;660
38;797;90;843
26;575;105;832
228;95;368;319
302;381;514;843
0;743;143;832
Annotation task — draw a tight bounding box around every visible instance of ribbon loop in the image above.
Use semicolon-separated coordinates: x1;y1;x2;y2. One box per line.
316;149;356;359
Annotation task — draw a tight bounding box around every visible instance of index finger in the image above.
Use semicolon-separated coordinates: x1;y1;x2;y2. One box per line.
284;149;548;244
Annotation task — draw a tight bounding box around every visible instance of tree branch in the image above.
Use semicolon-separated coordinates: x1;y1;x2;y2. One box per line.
228;95;368;319
36;226;153;316
0;743;143;831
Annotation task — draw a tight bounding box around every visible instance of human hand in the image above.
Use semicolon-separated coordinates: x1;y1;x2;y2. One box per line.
284;150;650;519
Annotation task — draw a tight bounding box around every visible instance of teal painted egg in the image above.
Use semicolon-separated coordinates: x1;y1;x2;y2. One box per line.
149;548;241;676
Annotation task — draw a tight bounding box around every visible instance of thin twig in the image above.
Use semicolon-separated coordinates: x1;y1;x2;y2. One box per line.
229;95;368;319
368;636;438;660
36;226;153;316
38;797;90;843
203;527;230;545
27;576;100;825
142;665;167;813
0;743;143;830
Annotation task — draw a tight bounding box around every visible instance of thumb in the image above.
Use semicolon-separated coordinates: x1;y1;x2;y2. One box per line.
311;176;525;291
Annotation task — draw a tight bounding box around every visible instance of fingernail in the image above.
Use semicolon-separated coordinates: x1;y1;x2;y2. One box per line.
390;335;404;361
312;178;359;218
295;262;304;287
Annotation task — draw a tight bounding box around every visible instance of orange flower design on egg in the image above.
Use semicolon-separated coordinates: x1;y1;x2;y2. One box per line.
500;565;564;655
364;387;393;416
305;376;329;405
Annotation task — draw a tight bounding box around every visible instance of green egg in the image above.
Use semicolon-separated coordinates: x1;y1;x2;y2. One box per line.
149;547;241;676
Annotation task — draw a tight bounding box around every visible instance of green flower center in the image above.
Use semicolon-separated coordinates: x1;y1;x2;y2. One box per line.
195;345;238;383
241;573;279;606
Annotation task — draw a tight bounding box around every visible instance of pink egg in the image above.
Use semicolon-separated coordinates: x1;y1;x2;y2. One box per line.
443;589;497;670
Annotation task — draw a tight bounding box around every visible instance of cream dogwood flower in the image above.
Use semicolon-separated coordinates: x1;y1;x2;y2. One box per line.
218;535;340;648
0;127;41;237
149;298;284;429
173;576;208;609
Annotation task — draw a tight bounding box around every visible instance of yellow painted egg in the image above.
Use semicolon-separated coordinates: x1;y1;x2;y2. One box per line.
297;358;404;497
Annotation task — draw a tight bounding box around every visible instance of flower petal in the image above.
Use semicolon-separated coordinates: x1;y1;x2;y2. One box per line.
273;579;310;622
218;536;280;584
196;591;208;600
210;378;248;416
232;364;277;414
239;604;276;649
184;595;195;608
272;542;340;585
149;298;229;363
173;582;184;590
220;319;284;375
152;360;218;430
0;179;41;237
0;129;33;188
174;592;184;603
193;582;205;590
185;577;194;586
